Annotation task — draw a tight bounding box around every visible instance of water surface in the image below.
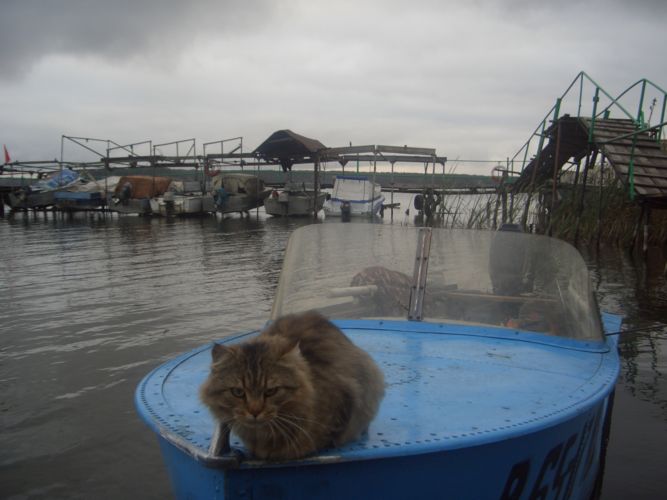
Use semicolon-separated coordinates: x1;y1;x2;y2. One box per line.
0;204;665;499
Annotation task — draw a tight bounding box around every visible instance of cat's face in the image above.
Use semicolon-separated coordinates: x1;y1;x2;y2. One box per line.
201;339;313;431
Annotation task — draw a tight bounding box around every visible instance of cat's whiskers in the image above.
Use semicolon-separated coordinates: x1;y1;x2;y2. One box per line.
279;412;328;429
273;414;317;450
267;419;298;458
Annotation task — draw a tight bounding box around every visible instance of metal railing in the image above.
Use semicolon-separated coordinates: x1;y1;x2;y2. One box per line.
509;72;667;200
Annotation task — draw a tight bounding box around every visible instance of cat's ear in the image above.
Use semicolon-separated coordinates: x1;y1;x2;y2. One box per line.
211;343;231;361
280;341;301;359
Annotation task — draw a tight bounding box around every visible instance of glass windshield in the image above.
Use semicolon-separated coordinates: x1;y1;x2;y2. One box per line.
271;224;603;341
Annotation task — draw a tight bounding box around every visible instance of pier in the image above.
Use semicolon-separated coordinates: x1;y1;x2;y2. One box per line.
3;72;666;244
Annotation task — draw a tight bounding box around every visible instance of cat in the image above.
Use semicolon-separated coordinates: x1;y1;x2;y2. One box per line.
200;311;385;461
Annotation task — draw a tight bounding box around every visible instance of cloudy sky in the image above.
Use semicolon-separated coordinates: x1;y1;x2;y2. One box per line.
1;0;665;174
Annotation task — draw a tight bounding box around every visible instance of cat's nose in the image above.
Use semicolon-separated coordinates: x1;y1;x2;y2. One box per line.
247;404;263;418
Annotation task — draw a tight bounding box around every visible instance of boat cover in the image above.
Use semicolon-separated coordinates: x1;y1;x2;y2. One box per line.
113;176;172;198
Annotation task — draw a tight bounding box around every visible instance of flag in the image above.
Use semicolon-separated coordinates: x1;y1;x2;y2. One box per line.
3;144;10;164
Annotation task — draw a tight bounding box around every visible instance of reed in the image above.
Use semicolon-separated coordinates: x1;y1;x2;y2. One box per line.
538;183;667;247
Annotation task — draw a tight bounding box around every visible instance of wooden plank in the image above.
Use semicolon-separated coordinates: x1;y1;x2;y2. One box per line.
609;164;667;180
324;145;376;156
337;154;447;164
376;145;437;156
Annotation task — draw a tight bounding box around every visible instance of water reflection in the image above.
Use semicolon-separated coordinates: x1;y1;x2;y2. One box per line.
586;246;667;417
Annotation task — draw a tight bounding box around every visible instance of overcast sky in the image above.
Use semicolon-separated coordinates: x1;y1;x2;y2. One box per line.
1;0;665;174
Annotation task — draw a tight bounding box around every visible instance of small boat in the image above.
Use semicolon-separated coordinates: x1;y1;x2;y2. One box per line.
8;168;81;209
150;180;215;216
108;175;173;215
135;224;621;499
212;173;271;215
54;190;105;210
54;176;121;211
323;175;384;217
152;192;216;216
264;182;326;217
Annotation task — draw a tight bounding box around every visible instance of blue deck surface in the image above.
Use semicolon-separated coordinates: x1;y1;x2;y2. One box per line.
136;317;620;468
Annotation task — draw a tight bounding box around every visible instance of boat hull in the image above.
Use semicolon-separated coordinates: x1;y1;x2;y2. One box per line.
107;194;153;215
265;192;326;216
216;191;271;215
153;195;215;216
154;397;611;500
323;175;385;217
136;314;621;500
8;190;57;209
54;191;105;210
323;195;385;217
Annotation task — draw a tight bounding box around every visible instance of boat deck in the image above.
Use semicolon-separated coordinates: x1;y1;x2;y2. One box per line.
136;316;620;468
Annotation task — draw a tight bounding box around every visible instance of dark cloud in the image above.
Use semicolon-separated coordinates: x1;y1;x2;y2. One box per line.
0;0;275;81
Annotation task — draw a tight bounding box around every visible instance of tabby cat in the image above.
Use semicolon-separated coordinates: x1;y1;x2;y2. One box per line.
200;311;385;460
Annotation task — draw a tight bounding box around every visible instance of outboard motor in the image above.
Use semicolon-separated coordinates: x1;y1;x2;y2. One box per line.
119;182;133;206
214;188;229;209
163;191;175;216
340;201;352;222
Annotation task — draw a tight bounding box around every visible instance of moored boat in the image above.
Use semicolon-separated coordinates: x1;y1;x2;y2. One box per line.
8;168;81;209
264;182;326;217
152;192;216;216
149;180;215;216
135;224;621;499
108;175;173;215
212;173;271;215
323;175;384;217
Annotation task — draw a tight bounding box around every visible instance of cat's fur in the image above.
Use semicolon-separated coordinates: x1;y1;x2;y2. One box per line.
200;311;385;460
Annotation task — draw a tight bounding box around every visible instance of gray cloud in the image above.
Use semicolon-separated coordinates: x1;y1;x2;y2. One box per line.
1;0;666;168
0;0;276;80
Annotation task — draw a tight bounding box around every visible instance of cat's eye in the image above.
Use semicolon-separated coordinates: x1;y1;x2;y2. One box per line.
230;388;245;398
264;387;279;397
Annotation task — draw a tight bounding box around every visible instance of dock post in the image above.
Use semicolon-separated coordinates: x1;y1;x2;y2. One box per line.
630;202;646;255
390;160;395;223
313;153;320;219
643;205;650;255
501;169;508;224
596;155;607;247
574;148;598;246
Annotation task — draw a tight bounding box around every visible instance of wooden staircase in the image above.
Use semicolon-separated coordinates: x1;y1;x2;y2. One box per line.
515;116;667;207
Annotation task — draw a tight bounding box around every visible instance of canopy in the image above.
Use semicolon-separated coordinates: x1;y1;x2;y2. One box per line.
253;130;326;171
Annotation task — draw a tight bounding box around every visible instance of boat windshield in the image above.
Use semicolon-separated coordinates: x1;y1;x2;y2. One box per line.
271;224;603;341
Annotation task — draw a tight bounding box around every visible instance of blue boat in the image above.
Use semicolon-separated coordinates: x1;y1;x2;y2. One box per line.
54;190;105;210
135;224;621;499
8;168;81;208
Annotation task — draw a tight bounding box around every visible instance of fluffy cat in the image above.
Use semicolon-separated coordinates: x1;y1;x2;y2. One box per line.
200;311;385;461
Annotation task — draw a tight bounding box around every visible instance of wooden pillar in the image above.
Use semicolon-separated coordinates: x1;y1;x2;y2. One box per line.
643;205;651;254
596;155;607;247
631;202;646;254
574;148;598;246
500;169;508;225
572;159;581;188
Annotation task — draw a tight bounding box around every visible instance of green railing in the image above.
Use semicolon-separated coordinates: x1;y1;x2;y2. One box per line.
509;71;667;200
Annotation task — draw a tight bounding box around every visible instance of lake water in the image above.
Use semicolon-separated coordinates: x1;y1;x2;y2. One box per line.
0;197;665;499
